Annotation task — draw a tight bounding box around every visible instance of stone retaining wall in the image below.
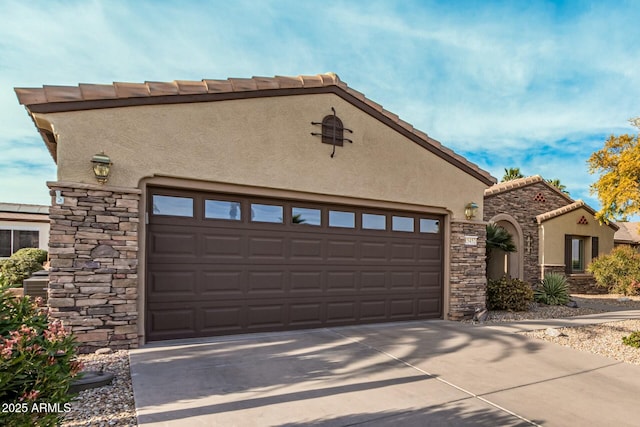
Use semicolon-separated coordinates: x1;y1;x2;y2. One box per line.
449;221;487;320
47;182;140;353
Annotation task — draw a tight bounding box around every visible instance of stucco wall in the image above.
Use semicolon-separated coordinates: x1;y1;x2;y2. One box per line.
540;208;616;266
35;93;486;220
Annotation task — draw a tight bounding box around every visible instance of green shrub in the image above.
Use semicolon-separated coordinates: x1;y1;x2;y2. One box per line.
588;245;640;296
622;331;640;348
13;248;48;265
0;289;81;427
0;248;48;287
535;273;570;305
486;276;534;311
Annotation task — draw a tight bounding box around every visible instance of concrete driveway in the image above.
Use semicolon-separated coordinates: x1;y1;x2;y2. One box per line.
130;316;640;426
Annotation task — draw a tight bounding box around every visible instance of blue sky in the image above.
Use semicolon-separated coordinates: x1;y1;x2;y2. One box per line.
1;0;639;211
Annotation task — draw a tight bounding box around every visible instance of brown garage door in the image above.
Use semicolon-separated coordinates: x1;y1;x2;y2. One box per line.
146;188;443;341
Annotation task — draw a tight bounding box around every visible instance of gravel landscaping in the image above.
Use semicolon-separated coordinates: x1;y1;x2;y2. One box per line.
522;319;640;365
62;350;136;427
60;294;640;426
521;294;640;366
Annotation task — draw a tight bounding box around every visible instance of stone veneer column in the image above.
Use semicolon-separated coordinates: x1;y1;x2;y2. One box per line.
448;221;487;320
47;182;140;353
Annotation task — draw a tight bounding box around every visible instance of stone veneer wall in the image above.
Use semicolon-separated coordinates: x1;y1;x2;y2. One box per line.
484;182;570;284
449;221;487;320
47;182;140;353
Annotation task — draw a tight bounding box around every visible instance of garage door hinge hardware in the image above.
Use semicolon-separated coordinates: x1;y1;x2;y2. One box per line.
311;107;353;158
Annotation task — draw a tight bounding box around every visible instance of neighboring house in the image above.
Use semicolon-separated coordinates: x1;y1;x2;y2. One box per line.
0;202;49;258
484;176;617;293
614;222;640;249
15;72;496;350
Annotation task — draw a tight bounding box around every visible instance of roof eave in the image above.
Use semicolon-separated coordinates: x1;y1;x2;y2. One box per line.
16;74;497;186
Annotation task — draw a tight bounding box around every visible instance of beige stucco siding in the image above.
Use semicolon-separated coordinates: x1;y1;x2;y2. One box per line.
540;208;616;266
36;93;486;219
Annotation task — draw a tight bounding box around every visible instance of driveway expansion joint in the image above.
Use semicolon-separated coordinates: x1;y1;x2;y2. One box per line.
328;327;541;427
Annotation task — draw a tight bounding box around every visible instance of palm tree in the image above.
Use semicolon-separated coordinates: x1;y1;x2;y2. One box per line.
292;214;306;224
501;167;524;182
546;178;570;196
486;223;517;261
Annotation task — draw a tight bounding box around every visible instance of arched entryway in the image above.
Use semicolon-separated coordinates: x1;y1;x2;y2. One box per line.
487;214;524;280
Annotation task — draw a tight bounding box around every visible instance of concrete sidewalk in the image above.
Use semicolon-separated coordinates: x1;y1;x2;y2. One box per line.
130;312;640;426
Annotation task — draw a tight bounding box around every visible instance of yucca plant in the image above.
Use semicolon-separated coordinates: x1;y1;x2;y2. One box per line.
535;272;570;305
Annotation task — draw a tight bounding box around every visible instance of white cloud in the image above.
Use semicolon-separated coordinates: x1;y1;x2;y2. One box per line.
0;0;639;207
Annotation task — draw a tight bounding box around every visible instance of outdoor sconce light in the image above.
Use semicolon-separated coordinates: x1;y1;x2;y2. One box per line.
464;202;478;220
91;152;112;184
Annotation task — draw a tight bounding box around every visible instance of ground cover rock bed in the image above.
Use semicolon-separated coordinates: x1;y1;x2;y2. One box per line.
520;294;640;366
522;319;640;366
62;350;136;427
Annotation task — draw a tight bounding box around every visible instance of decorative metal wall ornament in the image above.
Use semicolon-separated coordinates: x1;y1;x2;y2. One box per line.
311;107;353;157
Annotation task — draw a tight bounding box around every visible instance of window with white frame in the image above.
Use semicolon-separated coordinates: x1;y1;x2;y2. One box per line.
0;228;40;257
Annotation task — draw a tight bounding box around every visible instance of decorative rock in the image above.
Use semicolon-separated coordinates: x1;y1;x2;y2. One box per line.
618;297;631;302
68;370;115;394
95;348;113;355
565;300;579;308
545;327;567;337
473;307;489;322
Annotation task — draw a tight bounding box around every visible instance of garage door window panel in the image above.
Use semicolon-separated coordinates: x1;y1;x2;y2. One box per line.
420;219;440;234
329;210;355;228
292;207;321;226
392;216;414;232
362;213;386;230
251;204;283;223
152;195;194;217
205;200;241;221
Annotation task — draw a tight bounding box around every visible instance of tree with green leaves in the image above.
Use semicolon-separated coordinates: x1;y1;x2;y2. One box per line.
546;178;570;196
501;167;524;182
588;118;640;223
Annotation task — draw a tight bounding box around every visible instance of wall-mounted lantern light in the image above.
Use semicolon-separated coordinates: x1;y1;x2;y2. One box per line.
464;202;478;220
91;152;112;184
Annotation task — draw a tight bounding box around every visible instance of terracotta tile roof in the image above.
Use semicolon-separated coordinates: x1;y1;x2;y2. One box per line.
14;73;344;105
535;200;619;230
14;73;496;185
614;222;640;243
484;175;544;195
